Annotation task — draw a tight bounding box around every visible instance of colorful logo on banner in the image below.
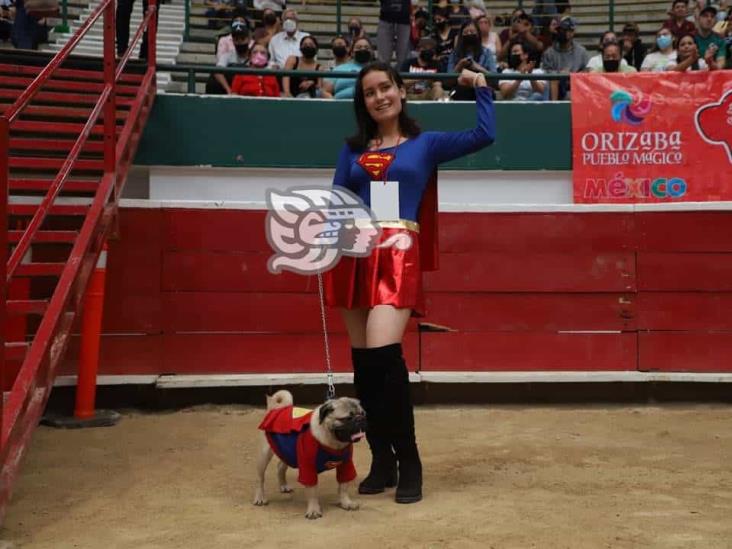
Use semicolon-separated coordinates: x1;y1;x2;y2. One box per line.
610;89;652;126
695;89;732;162
571;72;732;203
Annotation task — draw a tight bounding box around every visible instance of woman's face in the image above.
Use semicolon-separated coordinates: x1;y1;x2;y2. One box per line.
678;35;696;56
462;23;479;39
353;38;372;55
301;37;316;50
477;17;491;35
657;28;673;49
361;70;405;126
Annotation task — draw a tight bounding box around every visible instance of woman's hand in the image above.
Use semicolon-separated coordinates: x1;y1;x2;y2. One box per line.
457;69;485;87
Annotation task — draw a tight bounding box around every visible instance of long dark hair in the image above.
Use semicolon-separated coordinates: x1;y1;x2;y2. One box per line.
454;20;483;60
346;61;421;151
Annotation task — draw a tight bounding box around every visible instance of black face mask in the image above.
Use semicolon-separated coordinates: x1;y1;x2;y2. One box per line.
301;45;317;58
262;13;276;25
603;59;620;72
354;49;372;64
235;43;249;55
349;25;361;36
419;49;435;63
462;34;479;47
332;45;347;58
435;20;447;30
508;54;522;69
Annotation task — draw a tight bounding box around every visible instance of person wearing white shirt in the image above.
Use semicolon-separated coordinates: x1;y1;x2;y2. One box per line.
641;28;677;71
268;9;309;68
499;41;546;101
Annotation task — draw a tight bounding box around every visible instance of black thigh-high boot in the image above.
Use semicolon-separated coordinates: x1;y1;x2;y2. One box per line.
382;343;423;503
352;346;398;494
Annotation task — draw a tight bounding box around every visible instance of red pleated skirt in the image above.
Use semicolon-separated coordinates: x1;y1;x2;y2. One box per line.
323;227;425;317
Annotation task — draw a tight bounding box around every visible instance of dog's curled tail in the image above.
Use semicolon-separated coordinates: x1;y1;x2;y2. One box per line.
266;389;293;411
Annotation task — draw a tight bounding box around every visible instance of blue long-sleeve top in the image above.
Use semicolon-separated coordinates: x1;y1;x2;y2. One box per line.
332;86;495;223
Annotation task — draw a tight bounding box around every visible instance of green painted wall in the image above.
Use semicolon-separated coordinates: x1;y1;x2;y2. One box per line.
135;95;571;170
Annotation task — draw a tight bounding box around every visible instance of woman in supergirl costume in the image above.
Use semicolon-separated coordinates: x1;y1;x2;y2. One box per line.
324;61;496;503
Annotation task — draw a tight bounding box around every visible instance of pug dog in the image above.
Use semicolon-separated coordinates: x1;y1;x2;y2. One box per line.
253;390;367;519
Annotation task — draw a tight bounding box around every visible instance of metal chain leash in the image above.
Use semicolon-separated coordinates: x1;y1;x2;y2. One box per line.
317;272;336;400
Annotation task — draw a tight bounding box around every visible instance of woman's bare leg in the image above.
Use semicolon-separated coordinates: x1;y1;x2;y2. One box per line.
339;308;369;348
365;305;412;348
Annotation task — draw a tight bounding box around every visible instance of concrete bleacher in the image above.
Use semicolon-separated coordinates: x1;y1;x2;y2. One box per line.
168;0;674;93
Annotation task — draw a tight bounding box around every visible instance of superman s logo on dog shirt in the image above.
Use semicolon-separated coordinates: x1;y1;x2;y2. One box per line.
357;152;395;180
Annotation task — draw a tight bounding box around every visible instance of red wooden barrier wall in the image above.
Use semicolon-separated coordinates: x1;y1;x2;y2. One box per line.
54;207;732;376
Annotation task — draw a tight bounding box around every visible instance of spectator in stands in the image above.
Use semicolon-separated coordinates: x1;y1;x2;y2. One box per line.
401;36;445;100
283;35;330;98
0;0;14;42
663;0;697;41
592;42;638;73
531;0;558;31
116;0;160;59
377;0;411;67
541;16;590;100
477;14;501;56
257;7;280;46
253;0;284;12
216;16;251;58
268;9;309;68
433;7;456;71
410;7;431;49
330;35;350;68
669;31;720;69
499;41;546;101
722;10;732;68
556;0;571;14
695;5;727;64
498;10;543;62
324;36;374;99
586;31;632;72
538;14;560;51
641;27;677;70
621;22;647;70
208;21;251;94
448;20;497;100
447;0;470;30
348;18;366;41
467;0;486;20
231;44;281;97
205;0;246;30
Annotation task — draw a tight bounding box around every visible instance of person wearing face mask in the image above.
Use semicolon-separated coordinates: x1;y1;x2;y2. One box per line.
283;35;331;98
215;16;252;59
695;6;727;65
268;9;309;68
324;36;375;99
586;31;631;72
231;44;281;97
207;22;251;95
448;20;497;100
593;42;638;73
348;17;366;41
432;8;457;71
541;16;589;100
620;22;647;71
400;37;445;100
641;28;677;71
377;0;412;68
499;40;546;101
329;35;350;68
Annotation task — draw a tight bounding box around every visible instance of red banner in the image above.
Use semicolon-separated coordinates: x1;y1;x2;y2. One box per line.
571;71;732;203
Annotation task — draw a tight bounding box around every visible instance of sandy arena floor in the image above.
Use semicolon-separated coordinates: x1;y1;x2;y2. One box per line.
2;404;731;548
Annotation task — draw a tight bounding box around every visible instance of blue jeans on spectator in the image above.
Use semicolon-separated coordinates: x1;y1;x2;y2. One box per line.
11;0;45;49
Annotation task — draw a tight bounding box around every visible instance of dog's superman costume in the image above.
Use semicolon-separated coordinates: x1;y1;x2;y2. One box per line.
259;405;357;487
324;87;496;316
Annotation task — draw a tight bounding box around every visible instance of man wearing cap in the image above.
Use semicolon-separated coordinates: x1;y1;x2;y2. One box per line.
268;9;309;68
541;15;590;100
400;36;445;100
620;22;647;71
663;0;697;41
212;21;251;94
695;5;727;65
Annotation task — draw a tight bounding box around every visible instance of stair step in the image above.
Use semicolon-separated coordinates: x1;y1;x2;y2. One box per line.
8;229;79;243
0;88;135;108
1;76;140;96
4;342;29;361
7;300;49;316
9;138;105;154
1;103;128;121
12;120;120;136
0;62;143;84
9;157;104;171
15;262;67;276
9;201;91;216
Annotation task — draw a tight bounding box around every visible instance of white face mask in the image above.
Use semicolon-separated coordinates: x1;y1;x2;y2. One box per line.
283;19;297;33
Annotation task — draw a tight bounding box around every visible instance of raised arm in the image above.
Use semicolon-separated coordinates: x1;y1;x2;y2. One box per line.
426;71;496;165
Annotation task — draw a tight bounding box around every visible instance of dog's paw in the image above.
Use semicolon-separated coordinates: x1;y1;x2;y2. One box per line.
305;506;323;520
280;484;293;494
252;493;269;506
339;499;360;511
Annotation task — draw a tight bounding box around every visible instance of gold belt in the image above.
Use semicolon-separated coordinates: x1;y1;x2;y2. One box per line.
354;219;420;233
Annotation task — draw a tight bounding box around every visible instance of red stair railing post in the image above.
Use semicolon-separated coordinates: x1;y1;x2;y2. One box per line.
74;246;107;420
148;0;157;69
103;0;116;176
0;116;8;442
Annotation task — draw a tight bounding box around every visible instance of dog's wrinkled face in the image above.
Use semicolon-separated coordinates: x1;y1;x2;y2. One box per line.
318;397;367;444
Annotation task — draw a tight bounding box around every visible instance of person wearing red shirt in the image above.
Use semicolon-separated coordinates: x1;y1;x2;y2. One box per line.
231;43;281;97
663;0;697;41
